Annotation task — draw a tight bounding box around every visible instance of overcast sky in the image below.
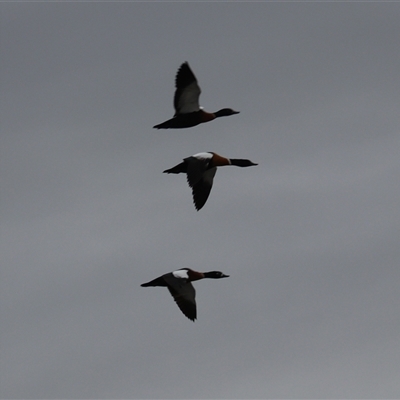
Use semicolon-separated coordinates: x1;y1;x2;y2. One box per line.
1;3;400;399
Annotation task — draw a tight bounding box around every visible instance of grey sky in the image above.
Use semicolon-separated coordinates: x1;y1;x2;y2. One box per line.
1;3;400;399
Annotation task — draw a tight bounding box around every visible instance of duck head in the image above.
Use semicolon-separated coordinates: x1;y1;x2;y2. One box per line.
214;108;240;118
203;271;230;279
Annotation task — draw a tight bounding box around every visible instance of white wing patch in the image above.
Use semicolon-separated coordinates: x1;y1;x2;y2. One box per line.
202;167;217;185
177;82;201;114
193;152;213;160
172;269;189;279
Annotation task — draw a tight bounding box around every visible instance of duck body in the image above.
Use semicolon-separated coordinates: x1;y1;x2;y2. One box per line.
153;110;216;129
153;62;239;129
163;152;257;211
141;268;229;321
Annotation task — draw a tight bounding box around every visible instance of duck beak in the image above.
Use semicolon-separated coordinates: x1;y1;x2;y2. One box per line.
221;273;230;278
232;110;240;115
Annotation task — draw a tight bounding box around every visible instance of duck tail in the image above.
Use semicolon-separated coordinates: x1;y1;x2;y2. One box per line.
153;118;174;129
141;276;167;287
163;161;186;174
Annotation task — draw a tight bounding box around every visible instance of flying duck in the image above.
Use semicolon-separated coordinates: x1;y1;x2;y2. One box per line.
153;62;239;129
141;268;229;321
163;152;258;211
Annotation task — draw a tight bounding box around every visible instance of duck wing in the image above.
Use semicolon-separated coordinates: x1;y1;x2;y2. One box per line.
174;62;201;115
164;274;197;321
191;168;217;211
184;155;212;188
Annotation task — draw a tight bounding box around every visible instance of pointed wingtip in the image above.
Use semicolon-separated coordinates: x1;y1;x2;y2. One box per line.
194;203;202;211
192;197;203;211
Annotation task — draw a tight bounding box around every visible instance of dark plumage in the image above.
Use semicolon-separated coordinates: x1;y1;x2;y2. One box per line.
141;268;229;321
163;152;258;210
153;62;239;129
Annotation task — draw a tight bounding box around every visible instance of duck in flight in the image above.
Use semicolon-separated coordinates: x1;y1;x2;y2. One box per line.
153;62;239;129
163;152;258;211
141;268;229;321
